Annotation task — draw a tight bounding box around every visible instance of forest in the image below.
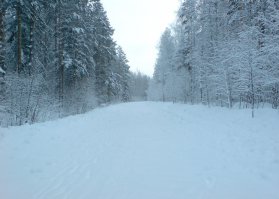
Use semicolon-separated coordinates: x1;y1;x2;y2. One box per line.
0;0;149;127
148;0;279;117
1;0;279;127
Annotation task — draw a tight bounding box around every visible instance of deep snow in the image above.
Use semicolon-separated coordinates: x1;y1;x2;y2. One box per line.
0;102;279;199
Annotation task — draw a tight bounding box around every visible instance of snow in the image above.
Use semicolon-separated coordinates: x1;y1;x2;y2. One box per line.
0;102;279;199
0;66;5;74
73;27;84;34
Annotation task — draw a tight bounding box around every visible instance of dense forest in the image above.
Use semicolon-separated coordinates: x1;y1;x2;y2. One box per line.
0;0;148;127
148;0;279;117
1;0;279;126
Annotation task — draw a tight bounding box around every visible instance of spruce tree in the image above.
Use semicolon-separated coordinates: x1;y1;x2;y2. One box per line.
91;0;116;104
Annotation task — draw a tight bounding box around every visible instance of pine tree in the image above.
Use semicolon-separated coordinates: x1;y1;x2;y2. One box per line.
115;46;130;102
177;0;198;103
91;0;116;104
4;0;40;75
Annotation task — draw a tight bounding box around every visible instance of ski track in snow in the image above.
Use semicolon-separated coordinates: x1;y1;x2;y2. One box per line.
0;102;279;199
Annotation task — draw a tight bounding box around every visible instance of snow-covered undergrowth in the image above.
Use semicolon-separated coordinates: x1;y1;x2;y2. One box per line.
0;102;278;199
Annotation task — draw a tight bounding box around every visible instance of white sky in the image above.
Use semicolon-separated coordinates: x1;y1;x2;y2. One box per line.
102;0;180;76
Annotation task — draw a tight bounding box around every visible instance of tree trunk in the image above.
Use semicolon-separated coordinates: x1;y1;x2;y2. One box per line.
189;68;194;104
16;3;22;74
225;69;233;108
29;11;35;76
57;2;64;116
0;0;5;71
248;1;255;118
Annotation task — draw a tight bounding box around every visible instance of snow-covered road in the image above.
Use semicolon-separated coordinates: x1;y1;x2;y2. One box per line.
0;102;279;199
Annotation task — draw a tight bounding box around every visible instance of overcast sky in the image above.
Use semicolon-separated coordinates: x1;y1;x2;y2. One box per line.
102;0;180;76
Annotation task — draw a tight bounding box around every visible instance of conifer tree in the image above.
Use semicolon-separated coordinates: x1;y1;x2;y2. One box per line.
91;0;116;104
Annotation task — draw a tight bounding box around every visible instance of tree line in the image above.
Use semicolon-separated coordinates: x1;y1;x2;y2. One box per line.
148;0;279;116
0;0;149;127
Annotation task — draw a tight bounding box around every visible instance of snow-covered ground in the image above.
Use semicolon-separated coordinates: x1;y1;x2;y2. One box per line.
0;102;279;199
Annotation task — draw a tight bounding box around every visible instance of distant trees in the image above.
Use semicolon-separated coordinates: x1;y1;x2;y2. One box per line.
131;72;150;101
149;28;175;102
0;0;133;126
148;0;279;115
